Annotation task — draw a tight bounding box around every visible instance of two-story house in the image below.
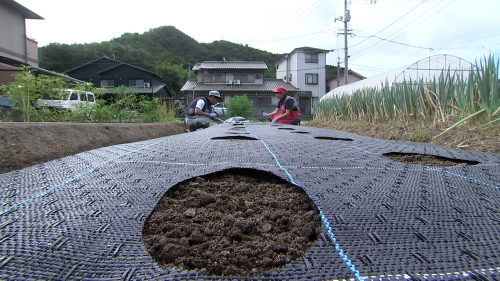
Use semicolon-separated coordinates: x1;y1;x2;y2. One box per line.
64;56;173;101
181;47;334;117
275;47;329;116
0;0;42;86
0;0;81;89
180;60;299;117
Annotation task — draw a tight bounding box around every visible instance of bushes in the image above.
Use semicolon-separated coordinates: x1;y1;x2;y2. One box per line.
0;67;178;123
225;95;254;118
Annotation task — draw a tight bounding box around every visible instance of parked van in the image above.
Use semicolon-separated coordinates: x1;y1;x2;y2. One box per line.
34;89;96;111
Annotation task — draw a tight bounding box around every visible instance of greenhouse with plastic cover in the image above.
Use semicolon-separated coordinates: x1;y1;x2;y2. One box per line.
320;54;476;101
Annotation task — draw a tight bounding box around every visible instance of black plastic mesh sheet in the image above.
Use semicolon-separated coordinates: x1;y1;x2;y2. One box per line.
1;123;500;280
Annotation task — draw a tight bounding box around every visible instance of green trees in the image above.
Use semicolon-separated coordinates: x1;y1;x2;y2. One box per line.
0;67;177;123
38;25;286;94
154;61;189;97
0;66;80;122
225;95;254;118
0;66;38;121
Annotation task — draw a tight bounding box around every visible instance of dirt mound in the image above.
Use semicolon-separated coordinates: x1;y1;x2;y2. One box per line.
0;122;186;174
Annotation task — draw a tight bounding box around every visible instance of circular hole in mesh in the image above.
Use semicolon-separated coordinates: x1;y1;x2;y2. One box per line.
314;136;353;141
142;168;322;276
211;136;258;140
383;152;479;166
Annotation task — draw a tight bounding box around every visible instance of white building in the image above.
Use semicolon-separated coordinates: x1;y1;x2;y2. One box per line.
275;47;328;115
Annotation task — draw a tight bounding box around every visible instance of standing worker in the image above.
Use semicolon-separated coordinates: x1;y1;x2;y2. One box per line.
185;90;224;132
263;86;301;125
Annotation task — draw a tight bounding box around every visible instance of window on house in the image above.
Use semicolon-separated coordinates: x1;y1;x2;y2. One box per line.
241;73;255;83
289;73;292;82
305;73;318;84
129;79;144;87
101;80;114;87
211;73;226;83
305;53;318;63
255;74;262;79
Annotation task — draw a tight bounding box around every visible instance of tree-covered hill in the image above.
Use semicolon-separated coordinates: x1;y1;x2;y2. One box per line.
38;25;339;95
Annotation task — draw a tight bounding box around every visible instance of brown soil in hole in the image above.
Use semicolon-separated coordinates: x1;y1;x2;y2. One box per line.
384;152;479;166
142;168;322;276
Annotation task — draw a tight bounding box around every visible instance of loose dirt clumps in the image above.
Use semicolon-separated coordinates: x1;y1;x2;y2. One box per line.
142;168;322;276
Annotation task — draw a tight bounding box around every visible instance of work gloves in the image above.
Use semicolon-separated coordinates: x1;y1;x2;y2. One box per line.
271;117;279;124
262;112;270;117
219;120;225;124
209;113;217;118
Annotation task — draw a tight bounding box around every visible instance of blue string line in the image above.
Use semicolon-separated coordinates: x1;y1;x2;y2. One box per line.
0;139;166;216
250;130;364;281
426;167;500;189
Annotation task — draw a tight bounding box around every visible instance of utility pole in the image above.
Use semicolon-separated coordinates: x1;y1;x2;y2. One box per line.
337;59;341;87
343;0;351;85
336;0;352;85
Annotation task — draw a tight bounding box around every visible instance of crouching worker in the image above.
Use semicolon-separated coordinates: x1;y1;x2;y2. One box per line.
185;90;224;132
264;86;301;125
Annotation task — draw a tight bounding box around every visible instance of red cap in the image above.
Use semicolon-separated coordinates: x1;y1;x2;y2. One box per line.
273;86;287;95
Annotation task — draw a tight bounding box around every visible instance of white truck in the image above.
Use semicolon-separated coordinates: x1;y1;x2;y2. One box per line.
34;89;95;111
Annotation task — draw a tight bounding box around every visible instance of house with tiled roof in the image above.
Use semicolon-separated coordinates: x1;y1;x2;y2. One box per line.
64;56;173;100
182;47;331;118
181;59;299;117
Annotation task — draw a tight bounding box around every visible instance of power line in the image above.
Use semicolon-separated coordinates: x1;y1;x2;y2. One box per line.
250;1;318;46
349;0;427;49
348;61;390;73
433;33;500;49
354;34;433;50
255;29;337;44
265;0;330;44
250;0;330;47
337;0;438;81
351;0;456;59
347;31;500;56
350;0;442;58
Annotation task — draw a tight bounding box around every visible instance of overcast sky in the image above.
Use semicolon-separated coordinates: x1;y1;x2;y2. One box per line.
16;0;500;78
